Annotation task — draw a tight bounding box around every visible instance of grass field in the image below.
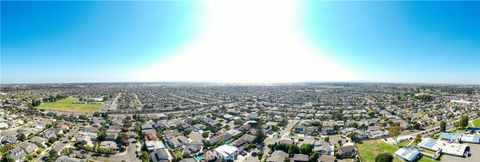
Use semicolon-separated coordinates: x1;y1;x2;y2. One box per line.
37;97;103;113
397;140;411;148
356;140;437;162
470;118;480;127
356;140;402;162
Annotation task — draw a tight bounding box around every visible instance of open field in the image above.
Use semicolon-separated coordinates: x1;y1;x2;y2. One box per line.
356;140;437;162
471;118;480;127
357;140;402;162
37;97;104;113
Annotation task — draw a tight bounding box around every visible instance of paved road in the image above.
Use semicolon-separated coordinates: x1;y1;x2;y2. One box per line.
261;120;298;161
386;115;479;144
101;93;122;113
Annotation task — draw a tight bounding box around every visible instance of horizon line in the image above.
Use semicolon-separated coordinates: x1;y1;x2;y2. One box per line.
1;80;479;86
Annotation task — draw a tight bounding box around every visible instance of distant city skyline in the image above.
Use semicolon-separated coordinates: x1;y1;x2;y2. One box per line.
1;1;479;84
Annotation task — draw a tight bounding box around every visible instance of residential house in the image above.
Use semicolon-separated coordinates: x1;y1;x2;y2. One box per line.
145;141;165;152
267;150;288;162
19;142;39;154
99;141;117;151
30;136;48;148
168;136;189;149
214;144;239;161
9;147;26;162
150;149;171;162
339;142;356;157
290;154;308;162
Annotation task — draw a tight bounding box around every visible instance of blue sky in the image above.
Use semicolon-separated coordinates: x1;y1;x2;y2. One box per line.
1;1;479;84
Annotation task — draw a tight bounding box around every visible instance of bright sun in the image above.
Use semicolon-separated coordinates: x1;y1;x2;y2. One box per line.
136;0;361;83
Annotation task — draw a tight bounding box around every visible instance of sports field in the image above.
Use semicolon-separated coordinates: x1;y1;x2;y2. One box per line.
37;97;104;113
470;118;480;127
356;140;437;162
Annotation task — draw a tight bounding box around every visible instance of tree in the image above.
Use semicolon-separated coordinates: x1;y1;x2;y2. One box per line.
135;123;142;135
17;133;26;141
1;156;14;162
299;144;313;155
184;129;192;136
254;122;266;144
31;99;41;107
45;149;58;162
414;134;422;143
202;131;209;138
49;149;57;157
116;133;130;146
274;143;289;153
140;151;150;162
440;121;447;132
288;144;300;154
375;152;393;162
459;114;469;128
388;126;403;143
347;132;357;142
97;131;107;142
48;137;57;144
308;152;319;162
412;122;421;130
324;136;329;143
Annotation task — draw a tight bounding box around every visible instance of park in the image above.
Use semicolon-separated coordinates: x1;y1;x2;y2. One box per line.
37;97;104;113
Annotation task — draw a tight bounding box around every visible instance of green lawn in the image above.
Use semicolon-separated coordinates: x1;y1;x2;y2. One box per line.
418;157;437;162
397;140;411;148
356;140;439;162
37;97;103;113
448;127;466;133
471;118;480;127
356;140;402;162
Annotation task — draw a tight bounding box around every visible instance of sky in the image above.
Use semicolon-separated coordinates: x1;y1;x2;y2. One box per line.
1;1;479;84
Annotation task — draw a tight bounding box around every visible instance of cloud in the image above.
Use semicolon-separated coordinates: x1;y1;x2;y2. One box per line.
136;0;361;83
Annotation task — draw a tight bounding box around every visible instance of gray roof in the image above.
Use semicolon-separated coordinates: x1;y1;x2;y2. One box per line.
55;156;86;162
178;158;196;162
150;149;169;162
9;147;26;161
267;150;288;162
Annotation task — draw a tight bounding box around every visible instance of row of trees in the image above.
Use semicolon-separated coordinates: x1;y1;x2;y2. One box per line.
43;95;67;103
268;143;319;162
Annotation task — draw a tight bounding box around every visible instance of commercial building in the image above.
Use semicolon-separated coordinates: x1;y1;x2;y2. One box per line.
394;147;421;162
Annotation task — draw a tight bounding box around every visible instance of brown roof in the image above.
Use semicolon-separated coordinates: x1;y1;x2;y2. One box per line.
291;154;308;162
318;155;336;162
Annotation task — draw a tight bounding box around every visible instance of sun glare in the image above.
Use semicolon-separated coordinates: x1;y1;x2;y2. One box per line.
136;0;361;83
